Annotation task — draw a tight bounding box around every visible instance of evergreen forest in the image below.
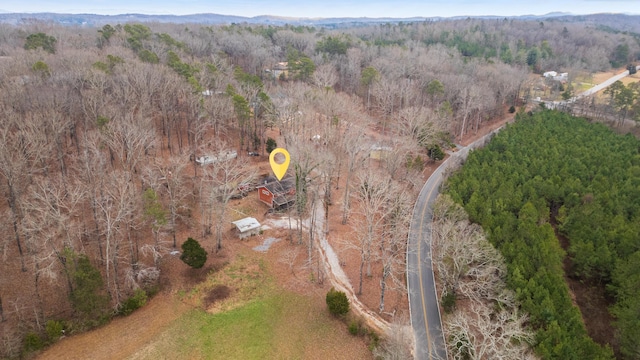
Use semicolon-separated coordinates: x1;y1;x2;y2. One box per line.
0;13;639;358
446;110;640;359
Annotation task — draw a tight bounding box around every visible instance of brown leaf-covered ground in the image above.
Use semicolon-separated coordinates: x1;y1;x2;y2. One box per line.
37;100;622;359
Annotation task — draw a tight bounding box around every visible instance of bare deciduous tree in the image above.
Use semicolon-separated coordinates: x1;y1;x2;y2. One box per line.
349;170;393;295
43;109;73;176
278;246;300;275
95;170;138;306
394;106;445;150
313;63;338;91
21;176;85;295
373;315;414;360
103;113;156;177
372;77;402;132
199;147;255;251
455;83;482;141
432;194;535;359
377;184;411;313
340;126;367;225
432;194;480;297
0;113;35;272
445;302;535;360
283;128;322;248
143;157;191;248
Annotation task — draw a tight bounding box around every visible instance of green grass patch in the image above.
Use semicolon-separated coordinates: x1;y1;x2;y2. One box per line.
168;296;282;359
576;82;593;92
130;249;369;359
132;291;364;360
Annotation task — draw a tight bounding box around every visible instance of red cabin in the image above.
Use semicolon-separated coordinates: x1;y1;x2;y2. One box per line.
256;177;296;209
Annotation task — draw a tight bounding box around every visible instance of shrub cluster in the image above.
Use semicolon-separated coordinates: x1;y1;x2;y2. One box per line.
325;287;349;317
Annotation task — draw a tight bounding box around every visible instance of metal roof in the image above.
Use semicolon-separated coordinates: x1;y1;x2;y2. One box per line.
231;217;261;233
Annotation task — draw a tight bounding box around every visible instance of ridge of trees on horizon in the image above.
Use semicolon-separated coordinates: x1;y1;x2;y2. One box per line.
0;16;638;358
445;111;640;359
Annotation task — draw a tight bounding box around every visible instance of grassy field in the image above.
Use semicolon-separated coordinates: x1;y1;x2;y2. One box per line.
128;250;372;360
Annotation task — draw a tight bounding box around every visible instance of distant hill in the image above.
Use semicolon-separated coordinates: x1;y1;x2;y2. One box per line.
551;13;640;33
0;11;638;32
0;12;429;27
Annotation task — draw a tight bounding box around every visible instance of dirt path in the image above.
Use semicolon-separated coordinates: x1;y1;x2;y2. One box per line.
37;109;517;359
313;203;391;333
263;208;390;334
313;110;521;335
38;293;191;360
311;110;520;335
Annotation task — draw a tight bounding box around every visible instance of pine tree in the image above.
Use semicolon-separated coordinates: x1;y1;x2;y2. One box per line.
180;237;207;269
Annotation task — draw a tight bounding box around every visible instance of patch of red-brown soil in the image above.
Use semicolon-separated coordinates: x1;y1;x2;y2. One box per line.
566;276;618;354
35;106;517;359
550;209;618;355
327;108;520;324
203;285;231;308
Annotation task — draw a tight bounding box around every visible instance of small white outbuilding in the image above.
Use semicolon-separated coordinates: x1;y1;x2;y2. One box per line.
232;217;261;239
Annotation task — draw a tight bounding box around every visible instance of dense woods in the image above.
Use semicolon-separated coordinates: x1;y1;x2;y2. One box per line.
0;14;638;358
445;111;640;359
432;194;536;359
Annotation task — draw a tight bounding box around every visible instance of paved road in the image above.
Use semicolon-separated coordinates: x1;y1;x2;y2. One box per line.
406;66;640;359
407;158;449;360
407;129;500;360
545;65;640;109
580;65;639;98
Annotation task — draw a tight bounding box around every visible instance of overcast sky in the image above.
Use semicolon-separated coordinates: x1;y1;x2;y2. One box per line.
1;0;639;18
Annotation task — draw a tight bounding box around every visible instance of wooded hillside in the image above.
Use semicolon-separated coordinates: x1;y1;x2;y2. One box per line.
0;17;638;358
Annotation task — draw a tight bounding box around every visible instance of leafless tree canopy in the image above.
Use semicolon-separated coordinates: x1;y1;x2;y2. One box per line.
432;195;536;359
0;17;632;357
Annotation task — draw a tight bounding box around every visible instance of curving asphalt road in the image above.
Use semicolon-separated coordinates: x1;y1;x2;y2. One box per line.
406;67;638;359
407;159;448;360
407;130;500;360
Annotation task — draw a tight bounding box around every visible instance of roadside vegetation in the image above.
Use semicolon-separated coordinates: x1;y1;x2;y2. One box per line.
0;12;638;358
432;194;536;359
445;110;640;358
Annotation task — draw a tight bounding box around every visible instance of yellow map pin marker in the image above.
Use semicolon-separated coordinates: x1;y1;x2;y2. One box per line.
269;148;290;181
